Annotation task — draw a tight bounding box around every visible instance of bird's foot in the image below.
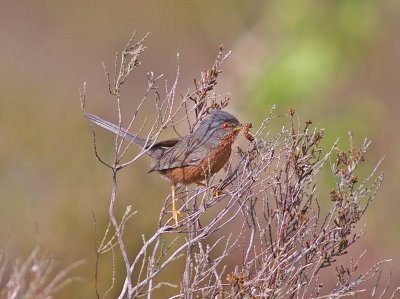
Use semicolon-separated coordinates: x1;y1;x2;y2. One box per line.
212;186;224;198
172;209;183;226
196;182;224;198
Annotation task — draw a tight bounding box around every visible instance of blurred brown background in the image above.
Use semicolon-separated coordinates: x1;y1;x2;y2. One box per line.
0;1;399;298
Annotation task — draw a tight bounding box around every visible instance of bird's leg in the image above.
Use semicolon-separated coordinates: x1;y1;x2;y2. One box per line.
171;184;182;226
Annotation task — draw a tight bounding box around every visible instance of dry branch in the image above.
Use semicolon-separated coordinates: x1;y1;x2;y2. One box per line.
81;34;396;299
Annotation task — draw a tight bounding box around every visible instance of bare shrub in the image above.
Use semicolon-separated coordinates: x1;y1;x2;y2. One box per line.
0;247;83;299
81;33;397;298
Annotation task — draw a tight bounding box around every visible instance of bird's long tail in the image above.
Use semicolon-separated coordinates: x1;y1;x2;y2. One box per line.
85;113;149;149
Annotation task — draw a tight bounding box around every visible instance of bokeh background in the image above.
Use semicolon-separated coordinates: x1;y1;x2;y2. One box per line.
1;1;399;298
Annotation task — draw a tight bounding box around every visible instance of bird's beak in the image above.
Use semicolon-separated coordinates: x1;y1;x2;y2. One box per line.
232;125;242;132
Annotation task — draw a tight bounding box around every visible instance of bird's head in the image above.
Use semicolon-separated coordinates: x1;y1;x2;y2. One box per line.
196;109;242;142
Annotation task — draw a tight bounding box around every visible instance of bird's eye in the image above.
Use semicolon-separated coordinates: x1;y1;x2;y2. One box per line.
222;122;230;129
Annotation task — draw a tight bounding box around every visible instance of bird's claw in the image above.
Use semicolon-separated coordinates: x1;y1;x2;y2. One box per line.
212;187;224;198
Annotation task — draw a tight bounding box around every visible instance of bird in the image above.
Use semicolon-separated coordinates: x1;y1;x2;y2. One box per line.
85;109;242;226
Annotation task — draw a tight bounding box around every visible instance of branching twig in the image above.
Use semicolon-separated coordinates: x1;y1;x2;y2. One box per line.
82;34;395;299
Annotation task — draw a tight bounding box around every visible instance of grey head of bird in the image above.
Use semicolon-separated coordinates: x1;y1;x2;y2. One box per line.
193;109;241;144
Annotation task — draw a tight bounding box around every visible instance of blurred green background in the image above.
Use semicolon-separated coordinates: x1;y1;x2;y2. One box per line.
1;1;399;298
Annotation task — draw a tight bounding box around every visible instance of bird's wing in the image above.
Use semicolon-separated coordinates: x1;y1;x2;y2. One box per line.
150;135;213;171
151;138;180;148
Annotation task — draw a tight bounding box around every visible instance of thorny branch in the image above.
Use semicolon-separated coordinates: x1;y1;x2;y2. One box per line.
81;34;396;298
